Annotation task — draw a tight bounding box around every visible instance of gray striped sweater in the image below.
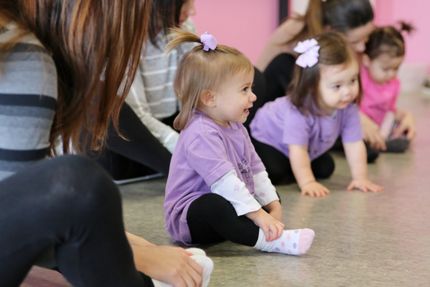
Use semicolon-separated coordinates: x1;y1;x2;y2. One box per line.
0;24;57;181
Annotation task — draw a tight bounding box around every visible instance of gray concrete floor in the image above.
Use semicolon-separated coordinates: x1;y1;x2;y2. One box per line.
120;92;430;287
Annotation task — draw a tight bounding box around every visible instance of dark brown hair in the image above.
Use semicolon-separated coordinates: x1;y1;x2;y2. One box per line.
290;0;374;44
0;0;152;153
365;21;414;60
148;0;186;46
166;28;253;131
289;32;359;114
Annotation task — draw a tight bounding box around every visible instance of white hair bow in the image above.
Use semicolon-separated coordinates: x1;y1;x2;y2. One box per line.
294;39;320;68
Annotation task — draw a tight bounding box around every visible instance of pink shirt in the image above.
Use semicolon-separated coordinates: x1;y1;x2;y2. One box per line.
360;66;400;126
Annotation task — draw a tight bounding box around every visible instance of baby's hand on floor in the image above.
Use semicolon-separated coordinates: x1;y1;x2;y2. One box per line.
347;179;383;193
300;181;330;197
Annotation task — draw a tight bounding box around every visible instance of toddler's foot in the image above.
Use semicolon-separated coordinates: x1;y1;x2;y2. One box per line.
254;228;315;256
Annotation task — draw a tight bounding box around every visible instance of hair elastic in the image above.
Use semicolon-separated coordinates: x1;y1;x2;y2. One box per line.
294;38;320;68
200;32;217;51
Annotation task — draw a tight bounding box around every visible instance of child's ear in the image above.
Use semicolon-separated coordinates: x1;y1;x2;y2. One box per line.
362;54;371;67
199;90;216;107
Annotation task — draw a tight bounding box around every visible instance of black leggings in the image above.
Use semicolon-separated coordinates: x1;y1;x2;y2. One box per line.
0;156;153;287
93;103;173;179
187;193;259;247
331;138;380;163
252;138;335;185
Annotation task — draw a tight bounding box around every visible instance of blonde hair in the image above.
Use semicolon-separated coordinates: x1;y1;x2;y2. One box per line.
166;28;253;131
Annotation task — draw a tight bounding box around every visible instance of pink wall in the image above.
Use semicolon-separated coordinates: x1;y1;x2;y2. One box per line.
192;1;429;68
192;0;278;64
372;0;429;66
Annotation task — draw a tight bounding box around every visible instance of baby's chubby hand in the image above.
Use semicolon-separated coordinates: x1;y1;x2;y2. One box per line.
301;181;330;197
347;179;383;193
247;209;284;241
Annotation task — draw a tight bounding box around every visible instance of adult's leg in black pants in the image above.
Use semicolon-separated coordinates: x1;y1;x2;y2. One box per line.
97;103;172;178
244;54;295;131
0;155;153;287
263;53;296;101
187;193;259;246
245;67;267;128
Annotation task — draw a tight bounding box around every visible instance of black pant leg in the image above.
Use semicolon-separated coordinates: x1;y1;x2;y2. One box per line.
0;156;152;287
253;138;335;183
187;194;259;247
97;103;172;177
245;67;268;128
310;152;335;179
332;137;380;163
251;138;294;184
263;53;296;101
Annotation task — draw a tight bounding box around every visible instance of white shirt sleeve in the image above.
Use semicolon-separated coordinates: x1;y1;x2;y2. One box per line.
253;170;279;206
125;72;179;153
211;170;261;216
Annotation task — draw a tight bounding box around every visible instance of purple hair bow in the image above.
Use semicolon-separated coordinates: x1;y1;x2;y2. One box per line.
294;39;320;68
200;32;217;51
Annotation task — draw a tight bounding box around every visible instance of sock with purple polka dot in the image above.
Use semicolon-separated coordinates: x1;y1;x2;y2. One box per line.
254;228;315;256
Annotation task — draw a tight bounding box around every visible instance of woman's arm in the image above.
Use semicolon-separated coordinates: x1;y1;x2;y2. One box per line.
126;74;179;153
256;18;304;71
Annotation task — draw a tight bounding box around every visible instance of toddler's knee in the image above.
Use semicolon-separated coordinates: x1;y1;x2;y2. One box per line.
314;157;335;179
267;167;290;185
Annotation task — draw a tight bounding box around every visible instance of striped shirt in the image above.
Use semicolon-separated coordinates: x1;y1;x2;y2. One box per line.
0;24;57;181
125;20;195;150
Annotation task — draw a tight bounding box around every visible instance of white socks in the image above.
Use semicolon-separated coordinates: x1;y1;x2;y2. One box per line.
152;248;213;287
151;229;313;287
254;228;315;256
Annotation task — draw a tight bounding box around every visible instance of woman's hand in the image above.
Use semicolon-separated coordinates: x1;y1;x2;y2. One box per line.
134;245;203;287
127;233;202;287
300;181;330;197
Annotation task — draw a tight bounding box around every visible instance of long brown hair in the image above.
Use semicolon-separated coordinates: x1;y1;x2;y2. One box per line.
0;0;151;153
289;0;374;44
148;0;185;46
166;28;253;131
289;32;360;114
